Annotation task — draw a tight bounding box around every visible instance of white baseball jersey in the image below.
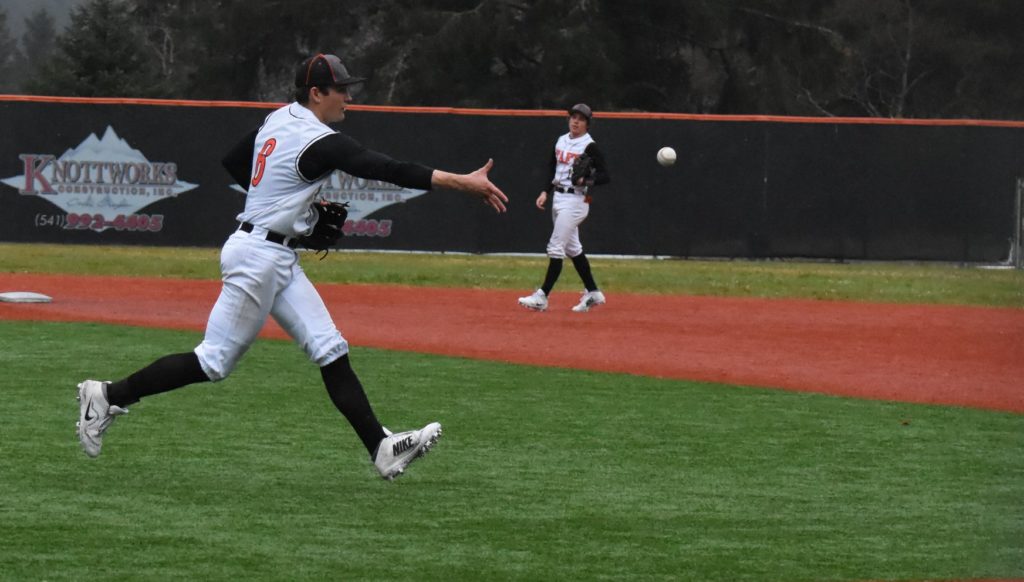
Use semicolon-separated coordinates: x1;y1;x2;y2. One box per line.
238;103;335;238
552;132;594;191
194;102;348;381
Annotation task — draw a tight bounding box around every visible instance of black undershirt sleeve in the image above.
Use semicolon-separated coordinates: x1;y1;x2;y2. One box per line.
221;129;258;189
299;132;434;191
583;142;611;186
541;139;557;192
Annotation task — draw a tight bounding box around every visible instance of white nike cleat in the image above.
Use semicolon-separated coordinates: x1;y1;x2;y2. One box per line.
571;290;606;313
372;422;442;481
76;380;128;458
518;289;548;311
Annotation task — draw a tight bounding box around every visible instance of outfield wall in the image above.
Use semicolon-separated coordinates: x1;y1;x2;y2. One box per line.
2;96;1022;262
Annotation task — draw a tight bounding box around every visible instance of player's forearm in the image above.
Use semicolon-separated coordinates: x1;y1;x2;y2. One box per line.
304;134;434;190
429;160;507;212
431;170;473;192
345;151;434;190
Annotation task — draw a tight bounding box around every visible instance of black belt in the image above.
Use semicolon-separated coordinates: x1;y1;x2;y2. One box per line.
239;222;298;248
553;186;580;194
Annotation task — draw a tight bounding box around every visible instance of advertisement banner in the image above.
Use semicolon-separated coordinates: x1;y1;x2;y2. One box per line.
1;98;1021;262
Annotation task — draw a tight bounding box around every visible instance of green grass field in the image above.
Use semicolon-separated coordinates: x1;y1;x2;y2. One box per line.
2;322;1022;581
2;245;1022;580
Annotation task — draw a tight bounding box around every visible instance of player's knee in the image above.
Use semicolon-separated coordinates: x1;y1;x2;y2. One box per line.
310;336;349;367
193;346;236;382
196;358;231;382
546;244;567;259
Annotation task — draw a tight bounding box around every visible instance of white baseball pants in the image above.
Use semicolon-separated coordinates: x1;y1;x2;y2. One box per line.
546;192;590;259
194;229;348;380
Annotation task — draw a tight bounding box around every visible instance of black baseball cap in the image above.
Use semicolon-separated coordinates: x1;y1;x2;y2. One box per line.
568;103;593;122
295;53;365;88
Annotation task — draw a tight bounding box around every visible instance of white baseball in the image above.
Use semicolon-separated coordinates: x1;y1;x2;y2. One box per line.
657;147;676;167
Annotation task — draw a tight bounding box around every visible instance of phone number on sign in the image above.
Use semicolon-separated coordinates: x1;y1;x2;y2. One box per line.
342;219;392;237
63;213;164;232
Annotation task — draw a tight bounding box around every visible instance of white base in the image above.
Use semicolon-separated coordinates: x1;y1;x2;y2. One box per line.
0;291;53;303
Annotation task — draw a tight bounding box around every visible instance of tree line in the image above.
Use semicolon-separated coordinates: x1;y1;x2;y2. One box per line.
1;0;1021;120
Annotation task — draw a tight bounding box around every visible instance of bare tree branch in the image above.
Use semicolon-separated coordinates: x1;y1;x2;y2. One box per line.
738;7;848;52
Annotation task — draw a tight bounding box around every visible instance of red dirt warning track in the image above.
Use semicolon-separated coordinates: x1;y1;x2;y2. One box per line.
2;273;1021;413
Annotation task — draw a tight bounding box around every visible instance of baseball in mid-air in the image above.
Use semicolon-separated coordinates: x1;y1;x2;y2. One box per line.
657;146;677;167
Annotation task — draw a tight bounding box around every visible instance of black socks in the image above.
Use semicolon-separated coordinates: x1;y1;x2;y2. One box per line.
540;258;563;296
571;254;598;292
320;354;387;456
541;255;598;296
105;351;387;457
106;352;210;408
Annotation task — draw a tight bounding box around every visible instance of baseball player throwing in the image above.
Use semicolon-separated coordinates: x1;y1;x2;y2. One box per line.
518;103;610;312
76;53;508;480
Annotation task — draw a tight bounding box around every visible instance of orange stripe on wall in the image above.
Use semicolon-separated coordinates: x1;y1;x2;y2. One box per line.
0;94;279;109
3;94;1023;128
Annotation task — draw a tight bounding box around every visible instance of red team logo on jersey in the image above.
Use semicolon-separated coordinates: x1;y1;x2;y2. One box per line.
556;148;581;164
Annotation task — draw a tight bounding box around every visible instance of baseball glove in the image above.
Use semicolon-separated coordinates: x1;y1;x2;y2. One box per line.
298;200;349;257
570;153;595;186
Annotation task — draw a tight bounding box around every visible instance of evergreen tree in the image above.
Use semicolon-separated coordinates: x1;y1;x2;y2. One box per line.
25;0;164;97
19;7;58;94
21;8;58;71
131;0;371;101
0;9;21;93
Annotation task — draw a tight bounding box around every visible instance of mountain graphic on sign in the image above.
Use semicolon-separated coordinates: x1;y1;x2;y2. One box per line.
57;126;151;163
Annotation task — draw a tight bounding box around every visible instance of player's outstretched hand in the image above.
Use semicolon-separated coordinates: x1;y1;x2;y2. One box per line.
432;159;508;213
464;159;508;213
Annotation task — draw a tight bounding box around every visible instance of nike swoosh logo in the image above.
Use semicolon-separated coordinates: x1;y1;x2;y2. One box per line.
83;398;95;421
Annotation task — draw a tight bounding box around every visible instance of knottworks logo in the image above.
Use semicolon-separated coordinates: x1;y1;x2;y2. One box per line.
2;126;198;232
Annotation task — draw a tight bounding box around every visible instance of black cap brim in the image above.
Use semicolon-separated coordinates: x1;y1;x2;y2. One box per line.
334;76;366;87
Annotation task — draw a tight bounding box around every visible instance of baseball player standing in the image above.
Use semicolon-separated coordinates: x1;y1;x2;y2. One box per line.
518;103;610;312
76;53;508;481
